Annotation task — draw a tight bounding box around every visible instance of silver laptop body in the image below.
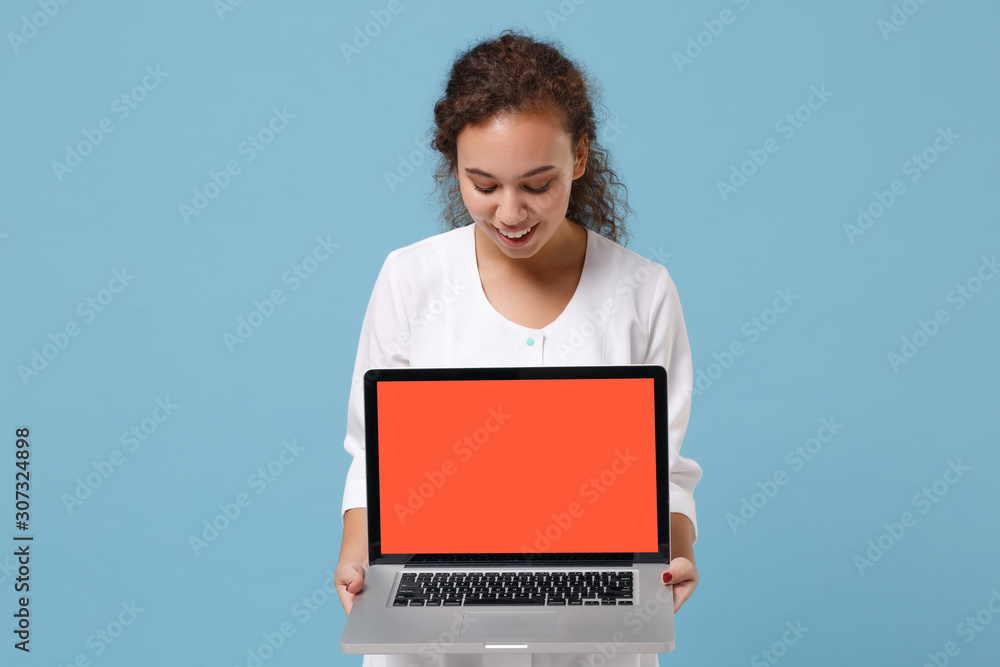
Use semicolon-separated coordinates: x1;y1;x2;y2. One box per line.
340;365;675;658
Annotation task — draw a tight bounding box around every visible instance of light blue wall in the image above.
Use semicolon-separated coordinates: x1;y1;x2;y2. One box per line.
2;1;998;665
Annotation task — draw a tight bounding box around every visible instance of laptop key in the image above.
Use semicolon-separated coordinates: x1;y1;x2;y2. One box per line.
465;597;545;605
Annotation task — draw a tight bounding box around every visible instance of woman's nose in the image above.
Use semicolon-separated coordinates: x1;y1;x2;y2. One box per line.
496;191;528;225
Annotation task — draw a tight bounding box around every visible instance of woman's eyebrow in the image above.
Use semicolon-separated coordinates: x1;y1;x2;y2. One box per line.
464;165;556;179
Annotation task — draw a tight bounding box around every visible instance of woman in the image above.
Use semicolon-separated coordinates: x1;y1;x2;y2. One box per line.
336;29;702;667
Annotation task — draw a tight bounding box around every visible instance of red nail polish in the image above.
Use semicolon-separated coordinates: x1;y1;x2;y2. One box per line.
662;572;672;584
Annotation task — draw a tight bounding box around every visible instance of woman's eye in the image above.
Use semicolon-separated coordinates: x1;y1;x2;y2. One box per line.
473;182;550;194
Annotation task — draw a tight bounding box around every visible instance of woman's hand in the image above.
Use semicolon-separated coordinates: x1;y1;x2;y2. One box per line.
662;556;698;613
335;561;366;615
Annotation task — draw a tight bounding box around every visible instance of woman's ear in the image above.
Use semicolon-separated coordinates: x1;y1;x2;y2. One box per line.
573;135;589;179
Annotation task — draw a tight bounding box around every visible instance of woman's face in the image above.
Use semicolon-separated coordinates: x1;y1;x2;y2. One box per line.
456;109;586;260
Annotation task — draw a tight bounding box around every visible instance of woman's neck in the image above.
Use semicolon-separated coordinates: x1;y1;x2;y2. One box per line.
474;218;587;282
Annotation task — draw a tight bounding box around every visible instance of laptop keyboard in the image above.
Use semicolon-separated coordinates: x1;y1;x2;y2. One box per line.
393;571;634;606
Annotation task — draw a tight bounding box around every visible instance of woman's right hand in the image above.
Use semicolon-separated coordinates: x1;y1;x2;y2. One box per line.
335;561;366;615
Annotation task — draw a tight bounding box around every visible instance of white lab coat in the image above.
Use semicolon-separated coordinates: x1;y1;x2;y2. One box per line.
341;223;702;667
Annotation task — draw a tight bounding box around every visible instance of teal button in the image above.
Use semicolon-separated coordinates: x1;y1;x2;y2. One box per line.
526;337;535;346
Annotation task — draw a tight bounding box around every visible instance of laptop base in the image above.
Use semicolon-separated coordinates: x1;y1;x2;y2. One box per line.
377;651;652;667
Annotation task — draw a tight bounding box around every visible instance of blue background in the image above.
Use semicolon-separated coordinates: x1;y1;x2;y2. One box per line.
2;1;999;665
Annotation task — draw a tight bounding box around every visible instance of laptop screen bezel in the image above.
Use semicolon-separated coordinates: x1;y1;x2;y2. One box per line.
362;365;671;565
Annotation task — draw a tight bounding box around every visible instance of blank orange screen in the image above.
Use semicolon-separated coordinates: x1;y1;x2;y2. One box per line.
376;377;659;554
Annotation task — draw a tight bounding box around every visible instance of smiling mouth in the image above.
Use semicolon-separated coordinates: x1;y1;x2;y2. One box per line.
496;223;536;239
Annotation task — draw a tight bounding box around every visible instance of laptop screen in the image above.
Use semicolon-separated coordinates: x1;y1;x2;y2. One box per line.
373;375;660;556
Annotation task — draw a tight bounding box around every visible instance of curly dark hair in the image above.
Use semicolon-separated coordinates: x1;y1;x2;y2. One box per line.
430;29;633;247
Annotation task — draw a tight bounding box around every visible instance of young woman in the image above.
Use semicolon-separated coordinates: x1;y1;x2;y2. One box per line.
336;29;702;667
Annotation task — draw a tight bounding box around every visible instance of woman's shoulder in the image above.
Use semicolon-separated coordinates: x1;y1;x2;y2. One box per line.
383;224;472;267
585;226;674;289
376;225;473;300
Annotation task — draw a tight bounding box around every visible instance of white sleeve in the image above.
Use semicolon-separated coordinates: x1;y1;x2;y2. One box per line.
340;252;411;525
644;266;702;543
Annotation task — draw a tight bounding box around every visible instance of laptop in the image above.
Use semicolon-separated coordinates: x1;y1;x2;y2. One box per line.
340;365;675;661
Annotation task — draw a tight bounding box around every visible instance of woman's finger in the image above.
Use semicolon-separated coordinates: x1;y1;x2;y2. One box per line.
661;556;696;583
336;562;365;616
660;557;698;613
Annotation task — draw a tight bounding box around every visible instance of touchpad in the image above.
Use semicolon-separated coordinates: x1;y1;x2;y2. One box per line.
459;612;558;640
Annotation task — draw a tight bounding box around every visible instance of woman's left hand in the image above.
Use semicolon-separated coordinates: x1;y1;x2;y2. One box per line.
661;556;698;613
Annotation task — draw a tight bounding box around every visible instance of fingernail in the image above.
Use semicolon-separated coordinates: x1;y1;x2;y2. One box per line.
662;572;672;584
